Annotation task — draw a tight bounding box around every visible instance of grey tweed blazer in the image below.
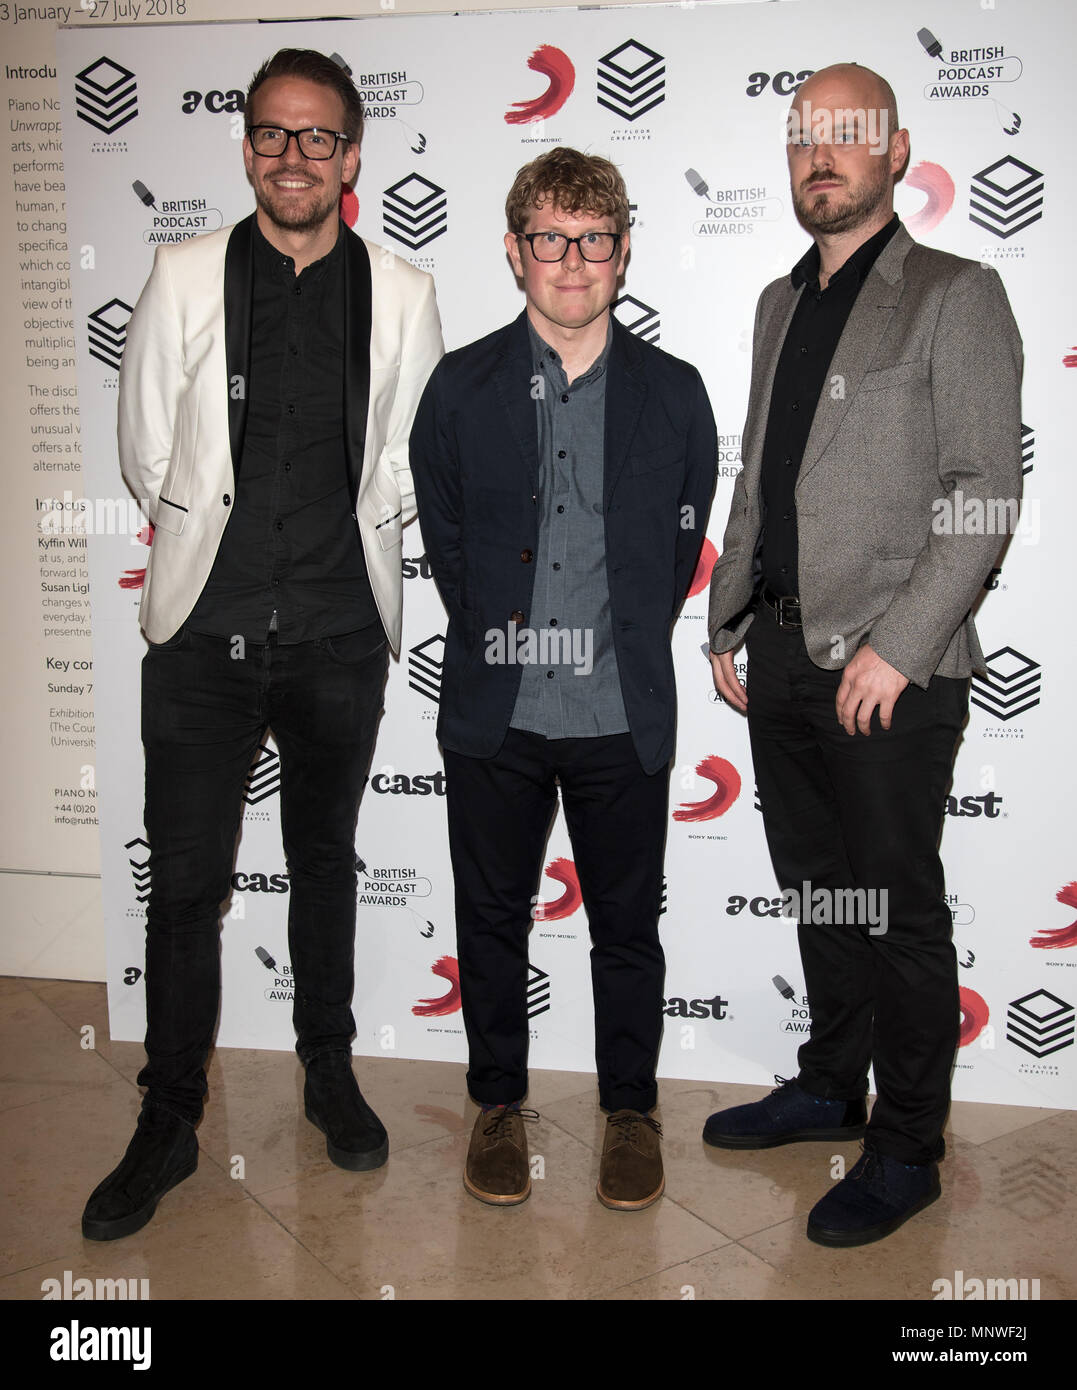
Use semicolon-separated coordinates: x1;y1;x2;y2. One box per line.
708;225;1023;688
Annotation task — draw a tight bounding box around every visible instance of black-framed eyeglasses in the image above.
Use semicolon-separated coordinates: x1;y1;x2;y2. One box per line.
518;231;623;263
247;125;349;160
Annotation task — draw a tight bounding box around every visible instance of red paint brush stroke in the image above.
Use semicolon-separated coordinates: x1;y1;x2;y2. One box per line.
687;538;718;599
673;755;742;822
905;161;955;235
118;523;153;589
958;986;989;1046
505;45;575;125
340;186;358;228
1029;881;1077;949
533;857;581;921
412;955;461;1017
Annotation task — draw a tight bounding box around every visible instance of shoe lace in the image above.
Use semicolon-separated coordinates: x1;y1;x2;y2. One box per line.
482;1106;539;1138
607;1111;662;1142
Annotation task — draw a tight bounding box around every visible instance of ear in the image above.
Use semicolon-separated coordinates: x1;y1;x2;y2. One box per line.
341;139;360;186
890;127;911;180
616;230;630;276
242;132;255;181
505;230;524;278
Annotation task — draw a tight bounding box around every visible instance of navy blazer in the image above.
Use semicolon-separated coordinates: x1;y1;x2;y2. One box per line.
410;312;717;774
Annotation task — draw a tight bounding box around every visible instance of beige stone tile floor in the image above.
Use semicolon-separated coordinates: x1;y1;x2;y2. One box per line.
1;975;1075;1307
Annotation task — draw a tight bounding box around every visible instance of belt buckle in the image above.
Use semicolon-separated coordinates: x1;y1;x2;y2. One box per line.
772;593;801;629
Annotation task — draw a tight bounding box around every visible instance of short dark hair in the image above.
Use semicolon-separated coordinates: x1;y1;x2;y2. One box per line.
246;48;363;146
506;147;630;235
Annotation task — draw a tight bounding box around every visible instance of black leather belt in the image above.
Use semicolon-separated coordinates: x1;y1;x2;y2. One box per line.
760;586;802;629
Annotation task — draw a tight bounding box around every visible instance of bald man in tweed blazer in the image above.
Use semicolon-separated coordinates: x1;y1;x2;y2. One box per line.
704;63;1022;1248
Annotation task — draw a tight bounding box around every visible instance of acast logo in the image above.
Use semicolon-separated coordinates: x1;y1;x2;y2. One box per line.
75;57;138;135
663;992;728;1019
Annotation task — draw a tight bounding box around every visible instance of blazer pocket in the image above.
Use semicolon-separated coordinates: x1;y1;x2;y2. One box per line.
154;495;188;535
371;474;403;551
627;442;682;474
860;361;928;391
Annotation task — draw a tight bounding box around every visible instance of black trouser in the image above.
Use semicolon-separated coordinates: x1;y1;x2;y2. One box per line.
745;603;968;1164
138;623;388;1124
443;729;669;1113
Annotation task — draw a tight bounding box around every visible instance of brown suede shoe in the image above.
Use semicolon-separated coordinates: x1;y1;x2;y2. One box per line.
464;1105;538;1205
597;1109;664;1210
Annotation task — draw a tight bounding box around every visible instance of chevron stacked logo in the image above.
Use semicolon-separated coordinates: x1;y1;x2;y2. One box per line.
527;963;551;1018
597;40;665;122
970;646;1041;721
383;173;447;250
243;744;281;805
125;836;150;904
613;294;660;343
969;156;1043;239
1006;989;1074;1058
1021;423;1034;476
75;57;138;134
87;298;132;371
408;632;445;703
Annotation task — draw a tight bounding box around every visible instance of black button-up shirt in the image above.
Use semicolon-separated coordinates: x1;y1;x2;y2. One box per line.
187;220;377;643
759;215;900;595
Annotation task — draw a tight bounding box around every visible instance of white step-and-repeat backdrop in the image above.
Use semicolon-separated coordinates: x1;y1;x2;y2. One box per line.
56;0;1076;1107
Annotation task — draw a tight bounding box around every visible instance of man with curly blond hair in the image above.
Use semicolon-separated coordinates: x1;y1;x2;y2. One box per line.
411;147;716;1211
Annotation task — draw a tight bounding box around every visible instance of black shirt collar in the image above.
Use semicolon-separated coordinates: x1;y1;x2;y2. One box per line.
791;214;900;292
252;216;345;282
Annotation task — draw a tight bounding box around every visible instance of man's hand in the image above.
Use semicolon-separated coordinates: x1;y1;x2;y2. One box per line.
710;649;747;712
835;643;908;735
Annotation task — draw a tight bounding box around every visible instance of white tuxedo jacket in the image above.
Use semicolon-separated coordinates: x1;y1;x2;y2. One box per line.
118;215;443;650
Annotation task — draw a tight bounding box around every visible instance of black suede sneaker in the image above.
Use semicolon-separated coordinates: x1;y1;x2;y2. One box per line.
82;1104;198;1241
303;1050;388;1172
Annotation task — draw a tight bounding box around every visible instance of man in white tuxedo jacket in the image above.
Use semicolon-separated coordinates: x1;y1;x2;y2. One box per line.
82;48;442;1241
703;64;1022;1248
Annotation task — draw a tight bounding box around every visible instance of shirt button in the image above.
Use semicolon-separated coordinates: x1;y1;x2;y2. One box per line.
791;402;800;412
799;345;808;354
546;670;555;679
275;520;284;531
783;510;794;521
521;549;533;563
557;450;567;459
784;458;793;468
556;505;565;514
294;286;302;296
561;393;569;404
287;404;296;415
552;562;561;571
289;344;298;356
550;618;558;626
510;610;525;624
284;461;292;472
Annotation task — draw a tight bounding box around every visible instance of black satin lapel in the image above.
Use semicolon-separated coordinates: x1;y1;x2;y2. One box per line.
344;230;373;507
603;322;647;507
224;215;253;475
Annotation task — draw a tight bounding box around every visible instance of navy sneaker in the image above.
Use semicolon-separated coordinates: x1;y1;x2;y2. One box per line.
807;1148;941;1247
702;1076;866;1150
